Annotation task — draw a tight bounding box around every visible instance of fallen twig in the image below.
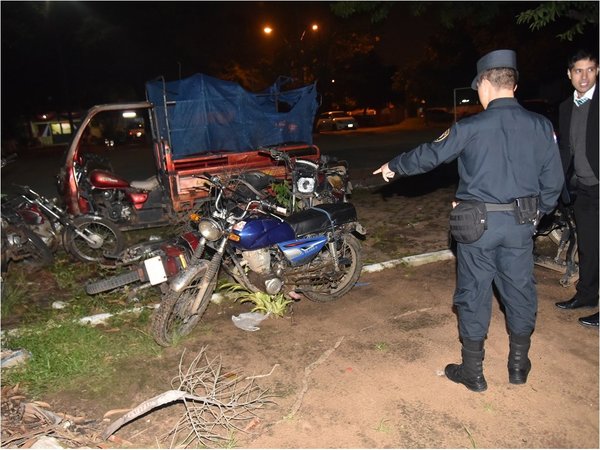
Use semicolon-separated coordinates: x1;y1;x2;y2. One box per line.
285;336;344;419
245;364;280;380
393;307;432;319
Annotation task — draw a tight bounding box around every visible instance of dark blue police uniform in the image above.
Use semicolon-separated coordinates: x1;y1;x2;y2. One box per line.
388;97;564;340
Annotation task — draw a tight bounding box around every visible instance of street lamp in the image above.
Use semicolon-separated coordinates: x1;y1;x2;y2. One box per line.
300;23;319;41
261;22;320;84
262;23;318;40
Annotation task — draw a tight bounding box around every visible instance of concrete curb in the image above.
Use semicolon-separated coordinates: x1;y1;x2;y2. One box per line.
362;249;455;273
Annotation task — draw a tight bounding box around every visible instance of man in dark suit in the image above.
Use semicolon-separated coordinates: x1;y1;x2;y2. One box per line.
555;50;599;328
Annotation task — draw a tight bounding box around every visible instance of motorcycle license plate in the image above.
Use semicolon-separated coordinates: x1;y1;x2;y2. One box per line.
143;256;168;285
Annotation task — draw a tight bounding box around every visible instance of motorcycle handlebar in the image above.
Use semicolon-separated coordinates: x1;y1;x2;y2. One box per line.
258;200;287;216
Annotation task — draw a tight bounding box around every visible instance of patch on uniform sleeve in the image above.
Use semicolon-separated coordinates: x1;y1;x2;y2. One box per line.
433;128;450;143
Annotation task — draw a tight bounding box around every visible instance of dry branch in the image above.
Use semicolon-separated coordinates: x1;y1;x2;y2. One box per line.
101;346;276;448
286;336;344;419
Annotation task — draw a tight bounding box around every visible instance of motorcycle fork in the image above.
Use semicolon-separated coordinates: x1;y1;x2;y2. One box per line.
191;238;226;312
190;236;207;263
327;233;340;272
29;196;99;247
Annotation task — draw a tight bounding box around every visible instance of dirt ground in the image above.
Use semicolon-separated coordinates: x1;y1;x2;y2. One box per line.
5;169;600;448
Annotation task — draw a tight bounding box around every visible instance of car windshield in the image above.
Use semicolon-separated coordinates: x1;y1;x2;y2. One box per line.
330;112;348;118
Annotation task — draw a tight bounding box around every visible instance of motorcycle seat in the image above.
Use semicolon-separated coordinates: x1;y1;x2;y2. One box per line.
286;203;357;236
130;176;160;191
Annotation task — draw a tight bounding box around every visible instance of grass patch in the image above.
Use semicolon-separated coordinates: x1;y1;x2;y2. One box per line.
48;252;96;292
219;282;292;317
375;342;389;352
2;317;158;398
374;418;391;433
1;274;28;319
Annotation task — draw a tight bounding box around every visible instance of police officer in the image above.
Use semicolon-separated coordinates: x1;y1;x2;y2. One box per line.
374;49;564;392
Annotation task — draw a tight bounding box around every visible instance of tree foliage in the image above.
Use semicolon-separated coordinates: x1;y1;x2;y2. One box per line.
516;1;599;41
330;1;504;27
330;1;393;23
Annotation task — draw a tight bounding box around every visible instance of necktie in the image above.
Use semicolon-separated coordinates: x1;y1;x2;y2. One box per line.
574;96;590;107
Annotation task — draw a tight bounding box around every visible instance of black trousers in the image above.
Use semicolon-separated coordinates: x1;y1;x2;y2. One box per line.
453;212;537;341
573;184;599;304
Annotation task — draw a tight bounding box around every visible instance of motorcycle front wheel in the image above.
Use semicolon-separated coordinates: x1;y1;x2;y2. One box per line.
63;216;125;263
151;267;217;347
302;233;363;303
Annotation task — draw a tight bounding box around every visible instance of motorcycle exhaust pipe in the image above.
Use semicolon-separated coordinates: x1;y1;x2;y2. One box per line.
169;260;209;293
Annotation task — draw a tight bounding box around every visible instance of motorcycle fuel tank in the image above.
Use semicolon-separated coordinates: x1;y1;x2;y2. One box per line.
230;217;295;250
89;170;130;189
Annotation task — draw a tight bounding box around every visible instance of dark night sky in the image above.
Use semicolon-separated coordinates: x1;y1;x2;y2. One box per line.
1;1;598;135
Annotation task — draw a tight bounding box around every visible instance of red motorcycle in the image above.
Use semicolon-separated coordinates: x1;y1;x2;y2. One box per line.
7;184;125;263
66;152;174;231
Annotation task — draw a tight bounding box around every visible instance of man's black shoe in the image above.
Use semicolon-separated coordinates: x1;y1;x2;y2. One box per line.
578;312;599;328
555;297;598;310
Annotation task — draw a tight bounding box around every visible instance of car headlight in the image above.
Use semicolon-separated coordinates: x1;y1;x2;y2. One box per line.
198;218;223;241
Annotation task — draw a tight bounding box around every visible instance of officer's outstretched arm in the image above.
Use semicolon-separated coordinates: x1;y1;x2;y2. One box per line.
373;163;395;182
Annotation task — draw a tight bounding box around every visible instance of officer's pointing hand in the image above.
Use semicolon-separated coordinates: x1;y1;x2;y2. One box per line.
373;163;395;182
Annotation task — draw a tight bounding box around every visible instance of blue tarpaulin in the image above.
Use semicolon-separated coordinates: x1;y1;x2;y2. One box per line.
145;74;318;160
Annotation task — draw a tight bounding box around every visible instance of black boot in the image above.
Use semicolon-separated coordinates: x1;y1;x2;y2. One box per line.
508;333;531;384
445;339;487;392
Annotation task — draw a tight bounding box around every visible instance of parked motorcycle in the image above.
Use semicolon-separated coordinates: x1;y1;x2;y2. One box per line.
84;232;205;297
66;152;174;231
1;158;54;273
6;185;125;263
534;201;578;287
1;200;54;274
150;173;365;346
258;145;351;212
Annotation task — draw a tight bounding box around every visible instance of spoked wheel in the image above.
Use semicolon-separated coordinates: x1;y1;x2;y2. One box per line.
63;216;125;263
301;233;363;303
151;267;216;347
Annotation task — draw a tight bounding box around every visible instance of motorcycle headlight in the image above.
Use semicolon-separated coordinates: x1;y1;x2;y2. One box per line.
297;177;315;194
198;218;223;241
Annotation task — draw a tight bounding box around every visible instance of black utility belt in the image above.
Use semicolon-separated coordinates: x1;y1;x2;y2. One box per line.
449;197;539;244
485;197;539;225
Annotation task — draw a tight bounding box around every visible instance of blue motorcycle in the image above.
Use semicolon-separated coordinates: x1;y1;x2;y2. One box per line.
151;174;366;346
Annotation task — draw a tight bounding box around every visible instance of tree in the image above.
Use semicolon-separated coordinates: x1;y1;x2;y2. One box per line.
516;1;599;41
331;1;598;108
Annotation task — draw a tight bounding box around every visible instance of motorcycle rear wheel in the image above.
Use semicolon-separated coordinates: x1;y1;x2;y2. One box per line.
85;270;141;295
151;269;216;347
302;233;363;303
63;216;125;263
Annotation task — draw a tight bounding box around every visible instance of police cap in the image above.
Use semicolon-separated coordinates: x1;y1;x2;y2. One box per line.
471;49;518;90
